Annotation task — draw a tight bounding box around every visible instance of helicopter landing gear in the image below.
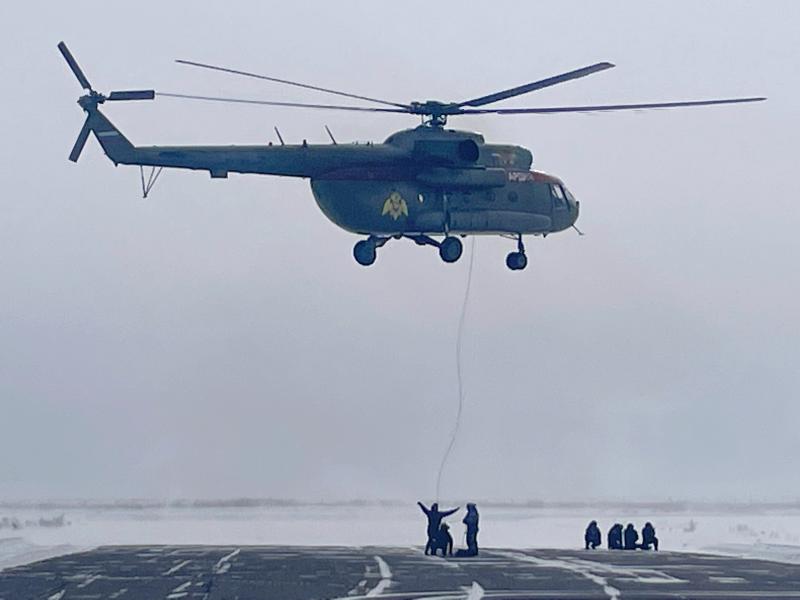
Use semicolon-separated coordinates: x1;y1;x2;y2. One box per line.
404;234;463;264
506;252;528;270
506;235;528;271
439;236;463;263
354;234;465;265
353;236;389;266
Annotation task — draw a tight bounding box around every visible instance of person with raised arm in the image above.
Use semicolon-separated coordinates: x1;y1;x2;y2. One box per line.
417;501;459;555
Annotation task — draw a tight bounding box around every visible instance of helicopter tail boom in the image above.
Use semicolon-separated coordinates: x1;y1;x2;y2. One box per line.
70;103;412;179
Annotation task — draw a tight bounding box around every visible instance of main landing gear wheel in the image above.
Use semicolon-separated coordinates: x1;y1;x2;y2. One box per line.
439;236;463;263
506;251;528;270
353;239;377;266
506;234;528;270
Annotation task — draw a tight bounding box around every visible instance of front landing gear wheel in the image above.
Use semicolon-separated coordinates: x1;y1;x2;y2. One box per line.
439;236;463;263
353;239;377;266
506;251;528;271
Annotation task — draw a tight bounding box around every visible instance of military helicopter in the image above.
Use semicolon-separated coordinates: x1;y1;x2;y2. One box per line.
59;42;764;270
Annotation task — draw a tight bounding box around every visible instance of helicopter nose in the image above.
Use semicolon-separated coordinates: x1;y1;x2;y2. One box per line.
569;199;581;226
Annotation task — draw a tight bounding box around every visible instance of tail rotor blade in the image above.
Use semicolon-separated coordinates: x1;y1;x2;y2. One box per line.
107;90;156;101
69;118;92;162
58;41;92;91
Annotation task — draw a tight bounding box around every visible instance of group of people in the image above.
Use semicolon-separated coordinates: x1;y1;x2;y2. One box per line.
417;501;479;557
585;520;659;551
416;505;658;557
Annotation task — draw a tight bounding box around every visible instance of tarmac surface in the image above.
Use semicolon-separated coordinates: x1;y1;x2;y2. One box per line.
2;545;800;599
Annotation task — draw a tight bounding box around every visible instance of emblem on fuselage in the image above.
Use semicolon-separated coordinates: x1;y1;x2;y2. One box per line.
382;191;409;220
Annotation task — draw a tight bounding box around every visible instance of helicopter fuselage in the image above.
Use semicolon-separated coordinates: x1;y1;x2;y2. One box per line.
85;106;578;239
75;102;579;268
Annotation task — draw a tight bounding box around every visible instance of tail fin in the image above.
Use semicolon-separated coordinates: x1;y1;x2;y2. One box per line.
70;106;136;165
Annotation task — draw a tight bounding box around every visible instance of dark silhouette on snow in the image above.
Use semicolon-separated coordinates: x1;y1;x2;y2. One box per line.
642;522;659;551
462;503;480;556
624;523;640;550
608;523;623;550
584;520;601;549
429;523;454;556
418;502;459;555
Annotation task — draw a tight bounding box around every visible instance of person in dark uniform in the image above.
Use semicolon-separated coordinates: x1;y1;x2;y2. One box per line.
641;522;659;551
608;523;623;549
584;520;601;549
418;502;459;555
430;523;454;556
623;523;639;550
463;503;480;556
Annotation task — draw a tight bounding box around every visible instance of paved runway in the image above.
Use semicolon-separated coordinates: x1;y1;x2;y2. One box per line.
2;545;800;599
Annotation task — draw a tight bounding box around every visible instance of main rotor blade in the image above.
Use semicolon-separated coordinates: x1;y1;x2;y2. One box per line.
158;92;410;113
458;62;615;108
107;90;156;101
69;118;92;162
58;41;92;91
175;59;410;109
458;96;767;114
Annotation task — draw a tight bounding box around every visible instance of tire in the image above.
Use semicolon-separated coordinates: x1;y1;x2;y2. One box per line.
439;236;463;263
353;240;377;266
506;252;528;270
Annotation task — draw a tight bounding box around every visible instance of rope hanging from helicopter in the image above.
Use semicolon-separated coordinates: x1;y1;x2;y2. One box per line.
435;236;476;502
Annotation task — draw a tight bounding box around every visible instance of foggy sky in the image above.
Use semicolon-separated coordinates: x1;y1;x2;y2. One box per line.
1;0;798;503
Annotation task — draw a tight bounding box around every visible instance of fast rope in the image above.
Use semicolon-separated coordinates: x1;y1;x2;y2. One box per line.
435;236;476;502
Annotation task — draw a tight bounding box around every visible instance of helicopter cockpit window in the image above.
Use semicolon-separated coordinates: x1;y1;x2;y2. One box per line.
551;183;567;209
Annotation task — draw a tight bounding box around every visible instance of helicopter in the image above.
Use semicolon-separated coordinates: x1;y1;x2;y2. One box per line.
58;42;765;270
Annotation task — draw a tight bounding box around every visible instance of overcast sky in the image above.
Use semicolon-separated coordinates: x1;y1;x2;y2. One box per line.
0;0;798;503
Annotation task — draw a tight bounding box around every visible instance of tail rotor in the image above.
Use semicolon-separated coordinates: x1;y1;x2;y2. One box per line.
58;41;154;161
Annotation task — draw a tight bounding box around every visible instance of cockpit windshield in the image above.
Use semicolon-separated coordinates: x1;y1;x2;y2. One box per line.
551;183;568;209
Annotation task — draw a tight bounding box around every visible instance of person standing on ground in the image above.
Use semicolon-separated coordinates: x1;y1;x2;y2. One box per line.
418;502;459;555
463;503;480;556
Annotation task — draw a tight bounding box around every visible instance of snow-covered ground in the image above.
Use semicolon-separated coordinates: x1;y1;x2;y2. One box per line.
3;502;800;570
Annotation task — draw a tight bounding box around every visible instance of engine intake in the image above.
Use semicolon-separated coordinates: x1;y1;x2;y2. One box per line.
413;138;480;165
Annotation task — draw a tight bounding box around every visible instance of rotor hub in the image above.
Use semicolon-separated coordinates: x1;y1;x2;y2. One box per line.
409;101;463;127
78;91;106;110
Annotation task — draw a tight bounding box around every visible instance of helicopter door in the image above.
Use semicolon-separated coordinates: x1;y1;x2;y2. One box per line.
551;183;568;212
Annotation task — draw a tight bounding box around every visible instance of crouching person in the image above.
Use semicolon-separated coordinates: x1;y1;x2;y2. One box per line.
608;523;623;550
585;520;601;549
623;523;639;550
430;523;454;556
641;522;659;551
